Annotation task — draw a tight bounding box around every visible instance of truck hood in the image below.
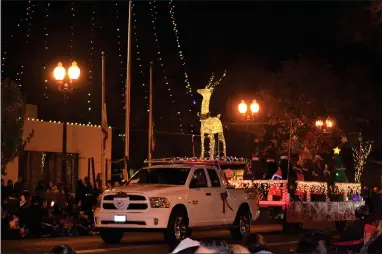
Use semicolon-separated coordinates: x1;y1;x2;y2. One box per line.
111;184;183;195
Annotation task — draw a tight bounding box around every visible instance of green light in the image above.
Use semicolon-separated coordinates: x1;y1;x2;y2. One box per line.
336;173;339;176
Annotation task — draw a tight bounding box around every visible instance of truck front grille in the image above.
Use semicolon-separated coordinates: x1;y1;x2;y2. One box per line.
102;203;148;210
103;194;146;201
102;193;148;210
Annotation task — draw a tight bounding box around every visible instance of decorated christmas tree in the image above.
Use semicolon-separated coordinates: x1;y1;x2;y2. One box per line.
333;146;348;183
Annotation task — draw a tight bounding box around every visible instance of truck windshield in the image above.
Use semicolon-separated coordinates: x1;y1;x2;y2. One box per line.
127;168;190;185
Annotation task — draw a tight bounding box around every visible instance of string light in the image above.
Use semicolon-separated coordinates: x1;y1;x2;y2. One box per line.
87;4;96;115
26;118;111;129
25;1;34;44
168;0;193;96
43;2;51;99
132;3;148;109
116;3;125;111
16;1;34;84
352;133;372;183
69;1;75;61
149;1;183;133
2;1;32;79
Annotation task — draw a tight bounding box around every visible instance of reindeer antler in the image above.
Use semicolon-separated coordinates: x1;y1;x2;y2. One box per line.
206;73;216;89
209;70;227;89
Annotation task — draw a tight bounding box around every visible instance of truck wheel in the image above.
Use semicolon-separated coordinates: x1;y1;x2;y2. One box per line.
335;221;346;232
99;228;124;244
230;207;251;240
164;208;189;247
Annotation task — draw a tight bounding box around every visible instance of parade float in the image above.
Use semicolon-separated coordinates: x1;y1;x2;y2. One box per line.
148;72;369;232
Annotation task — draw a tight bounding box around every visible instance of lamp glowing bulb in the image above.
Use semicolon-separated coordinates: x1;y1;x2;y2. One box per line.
315;120;323;127
326;119;333;128
53;62;66;81
250;100;259;114
238;100;247;114
68;61;80;80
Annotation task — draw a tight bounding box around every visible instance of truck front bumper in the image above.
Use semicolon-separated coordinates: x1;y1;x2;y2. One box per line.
94;208;170;229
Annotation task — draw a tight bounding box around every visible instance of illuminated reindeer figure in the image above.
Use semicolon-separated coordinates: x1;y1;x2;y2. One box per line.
197;71;227;159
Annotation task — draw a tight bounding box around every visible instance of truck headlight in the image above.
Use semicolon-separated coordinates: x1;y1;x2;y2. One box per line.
149;197;171;208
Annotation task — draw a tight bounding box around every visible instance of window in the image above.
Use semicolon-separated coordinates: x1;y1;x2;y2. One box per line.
127;168;190;185
207;169;221;187
189;168;208;188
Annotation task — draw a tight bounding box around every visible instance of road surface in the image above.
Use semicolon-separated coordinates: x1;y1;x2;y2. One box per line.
2;223;339;254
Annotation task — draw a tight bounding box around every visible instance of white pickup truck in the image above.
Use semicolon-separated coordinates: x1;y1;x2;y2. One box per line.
94;163;260;245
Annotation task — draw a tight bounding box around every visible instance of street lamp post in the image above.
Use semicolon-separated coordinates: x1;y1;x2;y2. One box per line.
238;99;260;157
315;117;334;133
53;61;80;185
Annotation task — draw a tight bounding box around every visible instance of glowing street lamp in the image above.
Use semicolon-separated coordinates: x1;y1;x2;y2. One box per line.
53;61;81;187
238;100;248;114
315;117;334;133
54;61;80;91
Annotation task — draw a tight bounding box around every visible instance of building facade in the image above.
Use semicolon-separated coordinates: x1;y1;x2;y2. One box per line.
4;105;112;192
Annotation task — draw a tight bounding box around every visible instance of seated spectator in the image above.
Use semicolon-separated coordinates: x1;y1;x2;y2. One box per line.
172;238;201;254
196;240;246;254
295;230;330;254
246;233;272;253
49;245;76;254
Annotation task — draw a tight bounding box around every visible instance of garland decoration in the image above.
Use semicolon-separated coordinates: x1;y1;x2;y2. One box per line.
168;0;193;97
87;4;97;117
116;3;126;111
132;2;148;109
69;1;76;61
149;1;184;133
43;2;51;99
2;1;33;79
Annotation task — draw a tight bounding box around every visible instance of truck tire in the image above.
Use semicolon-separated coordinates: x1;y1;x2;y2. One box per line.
164;208;189;248
230;207;251;240
99;228;124;244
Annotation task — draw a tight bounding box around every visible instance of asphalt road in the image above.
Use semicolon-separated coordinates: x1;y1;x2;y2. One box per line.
2;222;339;254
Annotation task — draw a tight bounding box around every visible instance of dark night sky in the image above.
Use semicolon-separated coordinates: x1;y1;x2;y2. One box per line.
2;1;381;166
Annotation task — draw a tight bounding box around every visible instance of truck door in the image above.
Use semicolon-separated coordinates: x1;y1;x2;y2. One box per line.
206;168;228;225
187;167;211;226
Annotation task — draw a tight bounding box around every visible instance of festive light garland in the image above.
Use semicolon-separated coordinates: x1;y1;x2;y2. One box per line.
132;3;148;109
69;1;75;61
115;3;126;111
25;1;34;44
43;2;51;99
2;1;32;79
87;4;96;117
149;1;184;133
17;1;34;84
168;0;193;97
26;118;111;129
352;133;372;183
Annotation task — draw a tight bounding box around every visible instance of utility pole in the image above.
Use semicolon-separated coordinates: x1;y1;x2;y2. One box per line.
101;52;106;187
148;62;153;167
124;0;132;179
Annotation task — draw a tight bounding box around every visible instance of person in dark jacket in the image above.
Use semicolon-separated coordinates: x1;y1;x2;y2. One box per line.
13;177;24;196
35;180;46;200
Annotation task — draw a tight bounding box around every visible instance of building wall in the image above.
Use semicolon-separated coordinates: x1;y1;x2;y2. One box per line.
4;118;112;184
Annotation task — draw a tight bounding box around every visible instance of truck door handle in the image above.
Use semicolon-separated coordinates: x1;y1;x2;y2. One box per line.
206;193;212;196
